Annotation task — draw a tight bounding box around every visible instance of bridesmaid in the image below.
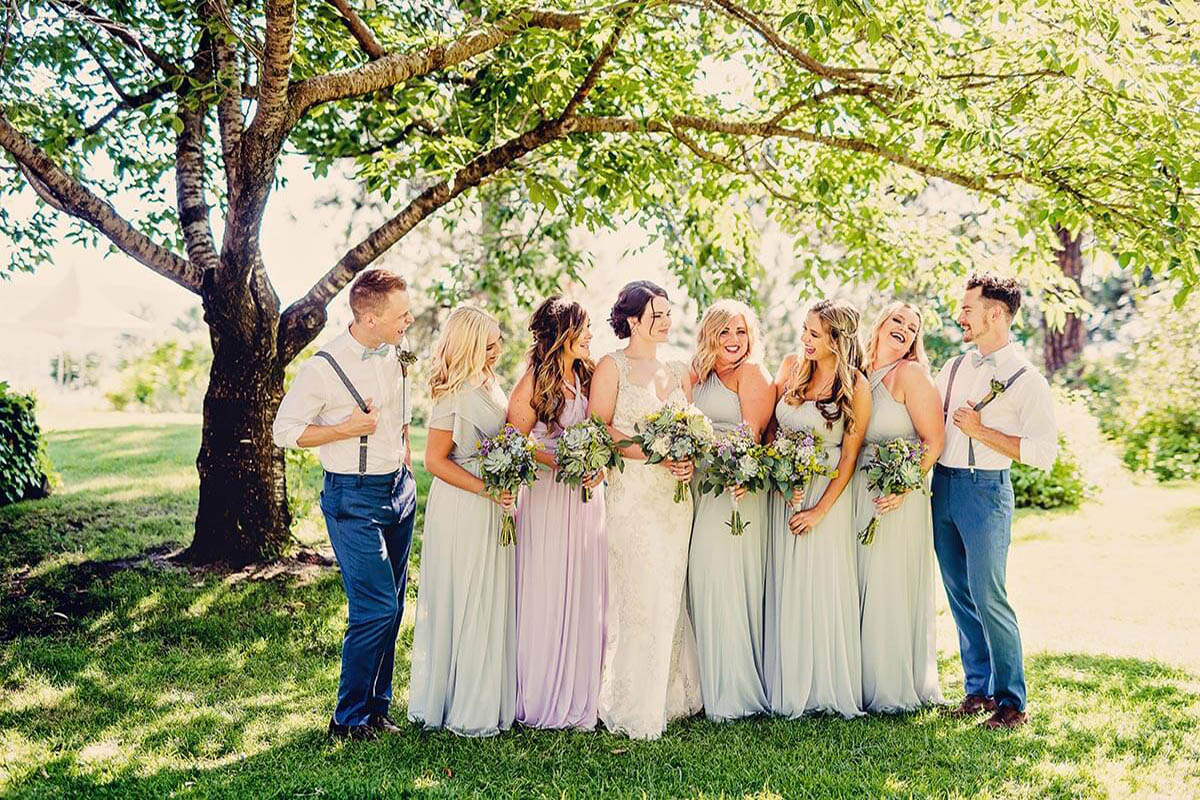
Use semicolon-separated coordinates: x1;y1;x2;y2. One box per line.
507;297;607;730
407;306;516;737
764;299;871;720
686;300;773;721
854;302;946;712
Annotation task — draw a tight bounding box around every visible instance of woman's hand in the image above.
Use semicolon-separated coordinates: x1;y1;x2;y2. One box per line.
873;491;909;514
583;469;606;490
788;505;828;536
731;485;748;502
487;489;516;513
663;459;694;481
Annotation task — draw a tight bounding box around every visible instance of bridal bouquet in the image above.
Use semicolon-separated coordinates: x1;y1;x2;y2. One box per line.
473;424;541;546
628;402;713;503
764;427;838;510
697;423;768;535
857;437;927;545
554;415;625;503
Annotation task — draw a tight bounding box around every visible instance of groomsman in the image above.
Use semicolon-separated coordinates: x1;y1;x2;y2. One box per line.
933;274;1057;729
273;269;418;740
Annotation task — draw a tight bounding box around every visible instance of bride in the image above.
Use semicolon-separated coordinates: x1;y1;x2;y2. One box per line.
588;280;703;739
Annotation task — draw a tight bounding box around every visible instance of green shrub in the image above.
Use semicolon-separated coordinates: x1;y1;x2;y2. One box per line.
1119;408;1200;481
285;447;322;526
0;382;56;506
1012;434;1087;509
1081;291;1200;482
106;340;212;412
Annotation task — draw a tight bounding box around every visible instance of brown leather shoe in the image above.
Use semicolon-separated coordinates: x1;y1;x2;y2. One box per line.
983;706;1028;729
943;694;997;718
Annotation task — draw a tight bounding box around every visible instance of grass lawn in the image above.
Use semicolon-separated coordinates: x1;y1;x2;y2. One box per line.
2;423;1199;797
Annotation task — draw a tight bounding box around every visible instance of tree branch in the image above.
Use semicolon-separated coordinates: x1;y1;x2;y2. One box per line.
326;0;385;60
572;114;997;192
223;0;295;288
203;0;243;192
558;12;628;119
280;115;577;359
50;0;183;77
246;0;295;136
287;8;581;123
0;107;200;292
701;0;891;92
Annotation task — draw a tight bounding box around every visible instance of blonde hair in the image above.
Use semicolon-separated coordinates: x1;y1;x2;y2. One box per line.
691;299;763;383
783;299;864;433
865;301;928;369
429;306;498;401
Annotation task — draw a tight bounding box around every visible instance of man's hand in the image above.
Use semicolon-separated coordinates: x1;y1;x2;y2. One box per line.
338;399;379;437
952;403;985;439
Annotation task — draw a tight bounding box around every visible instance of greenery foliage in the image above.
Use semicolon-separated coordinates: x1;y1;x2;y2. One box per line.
0;381;55;506
1012;435;1087;509
105;340;212;413
1082;291;1200;481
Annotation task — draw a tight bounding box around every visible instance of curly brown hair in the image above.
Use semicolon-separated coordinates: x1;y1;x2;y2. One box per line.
528;296;595;429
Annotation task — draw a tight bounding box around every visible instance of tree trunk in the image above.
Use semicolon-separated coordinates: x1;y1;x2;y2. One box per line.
1044;225;1087;375
183;300;291;565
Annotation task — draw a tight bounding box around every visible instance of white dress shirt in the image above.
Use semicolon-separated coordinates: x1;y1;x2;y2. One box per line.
935;342;1058;471
272;329;413;475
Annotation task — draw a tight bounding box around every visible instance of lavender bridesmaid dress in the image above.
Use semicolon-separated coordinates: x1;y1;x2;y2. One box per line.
514;376;607;729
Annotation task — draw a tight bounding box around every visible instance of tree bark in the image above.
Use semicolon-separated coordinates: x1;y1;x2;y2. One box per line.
1044;225;1087;374
183;324;292;565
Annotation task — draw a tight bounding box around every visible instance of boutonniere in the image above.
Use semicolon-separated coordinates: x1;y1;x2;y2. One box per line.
397;348;418;378
973;378;1008;411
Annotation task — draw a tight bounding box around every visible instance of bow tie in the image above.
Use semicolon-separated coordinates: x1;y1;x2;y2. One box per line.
361;344;390;360
971;351;997;369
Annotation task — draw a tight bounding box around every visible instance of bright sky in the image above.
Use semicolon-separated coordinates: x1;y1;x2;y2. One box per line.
0;153;708;394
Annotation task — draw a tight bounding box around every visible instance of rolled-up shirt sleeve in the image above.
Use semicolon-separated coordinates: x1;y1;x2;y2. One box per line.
1016;374;1058;471
273;361;326;450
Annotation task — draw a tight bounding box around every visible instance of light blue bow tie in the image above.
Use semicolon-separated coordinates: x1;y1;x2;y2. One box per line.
361;344;390;360
971;351;996;369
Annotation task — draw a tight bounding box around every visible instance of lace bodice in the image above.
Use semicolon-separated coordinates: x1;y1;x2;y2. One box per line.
610;350;689;435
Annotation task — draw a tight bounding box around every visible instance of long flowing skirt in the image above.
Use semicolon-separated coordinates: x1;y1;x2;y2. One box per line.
407;478;516;736
855;479;944;712
597;460;702;739
764;473;863;719
687;486;769;721
514;473;607;729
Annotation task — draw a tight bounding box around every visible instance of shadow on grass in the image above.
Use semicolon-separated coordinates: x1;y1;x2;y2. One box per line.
0;426;201;576
2;557;1198;798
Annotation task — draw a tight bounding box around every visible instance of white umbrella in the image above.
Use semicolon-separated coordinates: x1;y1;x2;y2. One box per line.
18;265;155;336
14;266;155;386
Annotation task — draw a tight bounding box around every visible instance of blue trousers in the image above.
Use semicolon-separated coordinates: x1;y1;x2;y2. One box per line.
931;465;1026;711
321;468;417;727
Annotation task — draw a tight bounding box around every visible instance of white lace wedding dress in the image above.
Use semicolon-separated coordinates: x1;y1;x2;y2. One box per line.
597;351;703;739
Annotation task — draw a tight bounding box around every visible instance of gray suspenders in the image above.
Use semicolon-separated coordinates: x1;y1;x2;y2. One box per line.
943;353;1028;470
314;351;370;475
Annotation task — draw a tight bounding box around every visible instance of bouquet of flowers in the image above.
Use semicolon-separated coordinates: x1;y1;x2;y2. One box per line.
857;437;927;545
627;402;713;503
472;424;541;546
763;427;838;510
697;423;768;535
554;414;625;503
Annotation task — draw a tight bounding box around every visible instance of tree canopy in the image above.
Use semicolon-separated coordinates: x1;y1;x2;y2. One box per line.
3;0;1198;314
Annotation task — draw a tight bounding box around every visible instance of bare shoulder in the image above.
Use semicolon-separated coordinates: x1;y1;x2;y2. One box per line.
737;361;772;388
511;369;535;399
895;359;935;388
776;352;799;382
